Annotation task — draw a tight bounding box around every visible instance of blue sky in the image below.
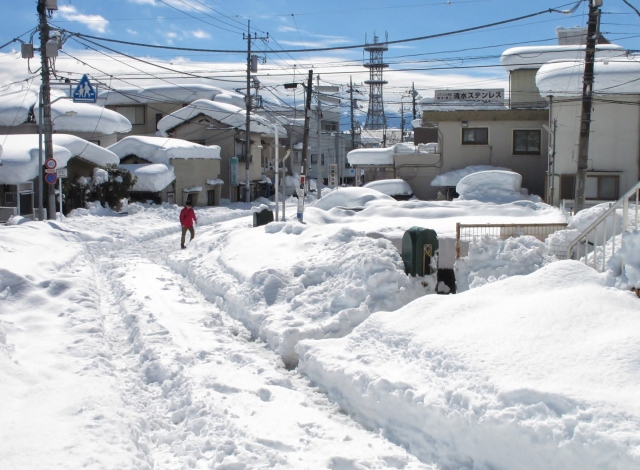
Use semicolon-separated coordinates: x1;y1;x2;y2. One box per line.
2;0;640;128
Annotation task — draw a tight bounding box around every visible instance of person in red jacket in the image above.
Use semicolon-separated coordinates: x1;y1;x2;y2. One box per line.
179;199;197;249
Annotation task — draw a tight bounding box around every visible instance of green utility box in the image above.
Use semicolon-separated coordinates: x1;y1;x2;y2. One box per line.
253;208;274;227
402;226;439;276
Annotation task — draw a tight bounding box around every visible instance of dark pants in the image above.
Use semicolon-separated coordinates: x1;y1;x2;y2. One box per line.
181;226;194;247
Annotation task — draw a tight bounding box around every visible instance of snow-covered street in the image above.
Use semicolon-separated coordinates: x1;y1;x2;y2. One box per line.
1;189;639;469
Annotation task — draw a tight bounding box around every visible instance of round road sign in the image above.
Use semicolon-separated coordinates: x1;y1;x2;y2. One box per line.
45;158;57;170
45;172;57;185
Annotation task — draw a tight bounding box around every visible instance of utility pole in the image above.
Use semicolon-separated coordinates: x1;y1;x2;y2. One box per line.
244;21;253;204
574;0;602;212
400;100;405;143
38;0;55;220
550;118;557;205
301;70;313;184
243;22;268;203
412;82;417;120
350;76;355;151
316;79;323;199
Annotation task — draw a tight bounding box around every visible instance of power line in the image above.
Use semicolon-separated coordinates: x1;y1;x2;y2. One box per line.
62;2;586;55
155;0;245;35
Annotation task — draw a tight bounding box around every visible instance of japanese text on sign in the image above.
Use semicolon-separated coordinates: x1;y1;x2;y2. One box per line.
435;89;504;104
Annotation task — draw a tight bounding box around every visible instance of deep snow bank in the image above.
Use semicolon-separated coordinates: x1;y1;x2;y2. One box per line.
170;219;430;367
297;261;640;469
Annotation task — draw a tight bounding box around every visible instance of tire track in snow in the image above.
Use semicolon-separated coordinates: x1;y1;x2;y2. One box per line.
90;221;428;469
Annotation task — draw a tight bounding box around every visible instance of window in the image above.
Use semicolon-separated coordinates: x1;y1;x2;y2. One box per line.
155;113;163;129
115;106;145;125
560;175;575;200
513;129;541;155
586;174;619;200
461;127;488;145
310;154;325;165
235;140;252;163
560;174;619;200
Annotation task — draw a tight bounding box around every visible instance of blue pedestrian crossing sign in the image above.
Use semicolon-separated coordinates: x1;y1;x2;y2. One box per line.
73;74;96;103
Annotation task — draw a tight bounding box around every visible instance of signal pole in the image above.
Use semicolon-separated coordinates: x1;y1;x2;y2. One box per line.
574;0;602;212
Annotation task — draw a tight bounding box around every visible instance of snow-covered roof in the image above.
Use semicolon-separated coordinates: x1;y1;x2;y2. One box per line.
501;44;625;72
347;142;430;166
97;84;245;108
0;86;131;135
273;115;304;128
0;88;37;126
52;134;120;166
537;57;640;96
0;134;72;183
157;99;287;138
431;165;511;187
119;163;175;192
35;99;132;135
108;135;221;165
347;147;394;166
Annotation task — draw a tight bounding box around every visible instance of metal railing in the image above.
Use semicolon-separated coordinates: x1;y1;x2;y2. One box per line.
456;223;569;258
566;181;640;272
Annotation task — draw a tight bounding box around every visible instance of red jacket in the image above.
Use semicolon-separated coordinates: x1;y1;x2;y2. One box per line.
180;206;197;228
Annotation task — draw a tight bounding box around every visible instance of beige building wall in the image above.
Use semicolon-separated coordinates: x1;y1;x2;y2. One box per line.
169;118;263;201
108;102;184;139
394;153;444;200
171;158;221;207
417;109;549;200
510;69;545;108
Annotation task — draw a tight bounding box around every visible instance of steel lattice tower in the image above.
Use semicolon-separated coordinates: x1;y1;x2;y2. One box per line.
363;33;388;130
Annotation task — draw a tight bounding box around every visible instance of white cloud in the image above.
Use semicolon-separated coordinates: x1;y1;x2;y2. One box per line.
277;26;298;34
163;0;210;13
192;30;211;40
58;5;109;34
128;0;157;4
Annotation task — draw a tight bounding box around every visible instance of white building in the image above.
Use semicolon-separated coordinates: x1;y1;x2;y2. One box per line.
537;57;640;206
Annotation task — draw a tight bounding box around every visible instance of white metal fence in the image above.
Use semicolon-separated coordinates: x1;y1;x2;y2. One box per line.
455;222;569;258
